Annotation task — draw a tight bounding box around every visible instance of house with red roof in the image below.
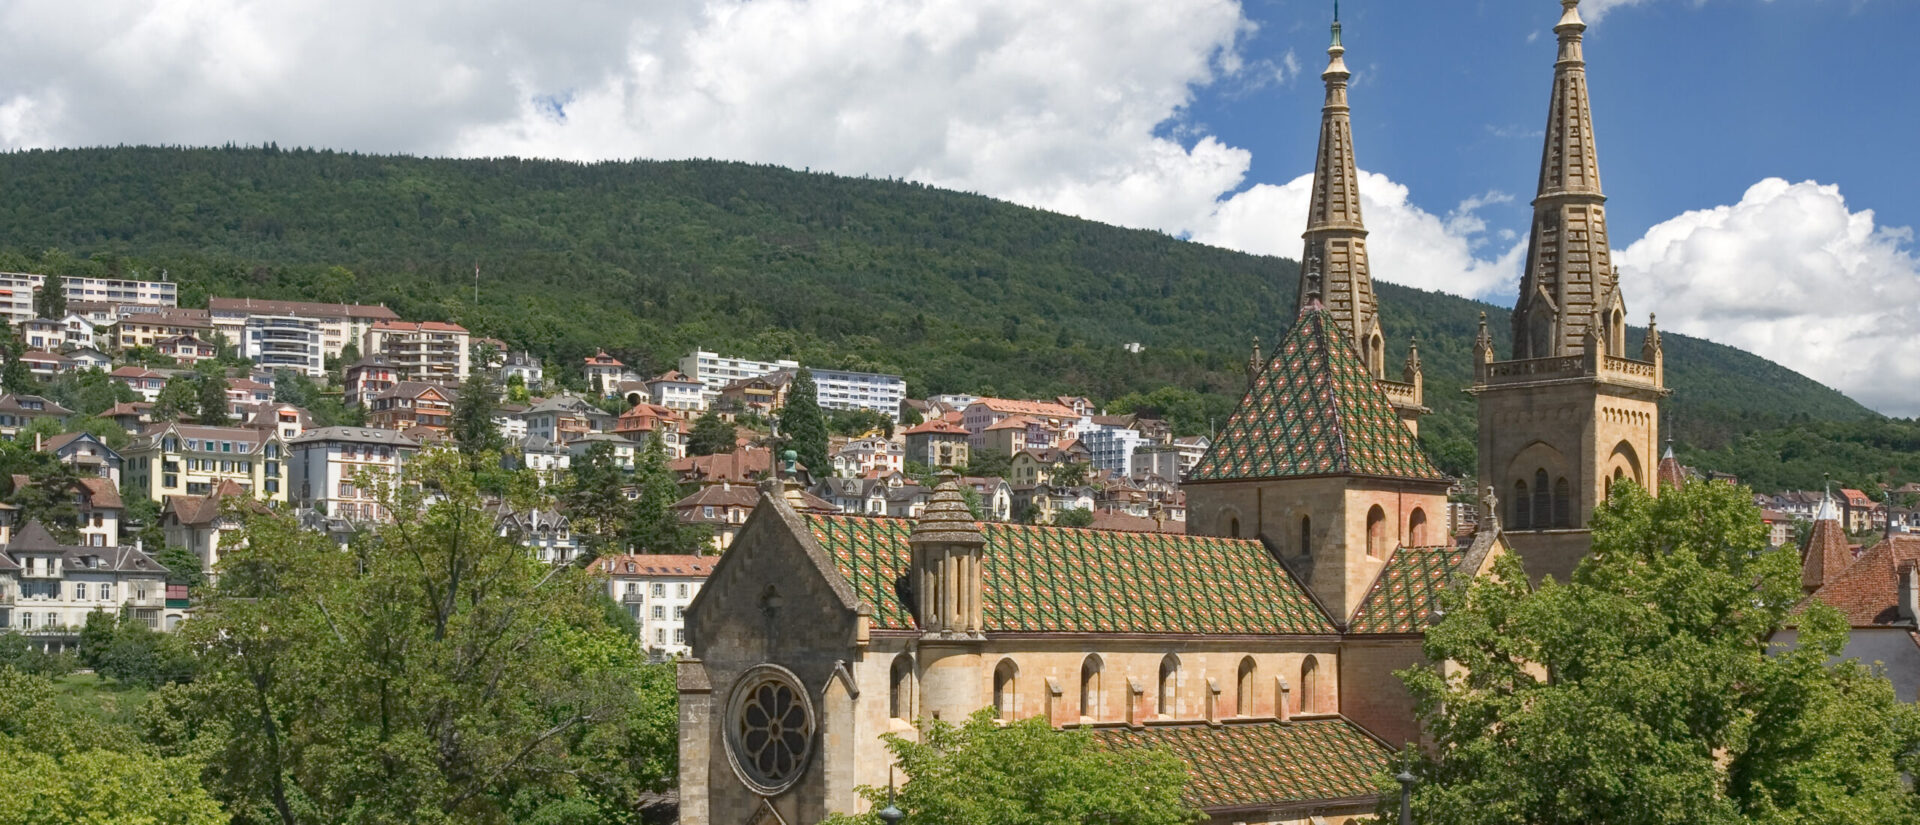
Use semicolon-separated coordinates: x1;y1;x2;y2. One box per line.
1786;494;1920;702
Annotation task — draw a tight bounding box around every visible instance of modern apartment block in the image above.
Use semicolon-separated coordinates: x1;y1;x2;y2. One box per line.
242;315;326;377
362;320;470;384
0;272;178;323
677;349;904;419
209;297;399;360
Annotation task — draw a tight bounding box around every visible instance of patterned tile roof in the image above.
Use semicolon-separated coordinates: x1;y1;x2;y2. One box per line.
1348;544;1467;634
805;514;1336;635
1189;309;1445;483
1094;719;1393;810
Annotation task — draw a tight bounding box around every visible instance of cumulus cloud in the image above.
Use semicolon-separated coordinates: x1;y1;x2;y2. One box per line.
1616;178;1920;416
1192;171;1526;301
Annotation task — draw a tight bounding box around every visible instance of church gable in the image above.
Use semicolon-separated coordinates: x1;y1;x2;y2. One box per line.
804;514;1337;635
1191;309;1444;483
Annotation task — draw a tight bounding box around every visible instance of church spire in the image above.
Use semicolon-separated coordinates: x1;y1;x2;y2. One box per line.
1297;4;1382;375
1511;0;1621;359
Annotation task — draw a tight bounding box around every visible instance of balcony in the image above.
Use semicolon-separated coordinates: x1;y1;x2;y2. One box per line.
123;595;165;609
621;592;645;604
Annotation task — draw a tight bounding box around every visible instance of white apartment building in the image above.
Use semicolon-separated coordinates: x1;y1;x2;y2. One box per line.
832;437;905;478
243;315;326;377
209;297;399;360
288;427;419;523
0;273;178;323
591;554;713;660
362;321;471;384
648;370;706;412
1072;419;1151;477
0;521;171;648
496;507;580;565
677;350;904;419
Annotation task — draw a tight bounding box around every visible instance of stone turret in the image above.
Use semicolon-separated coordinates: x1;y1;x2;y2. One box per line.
1803;492;1852;594
910;471;985;639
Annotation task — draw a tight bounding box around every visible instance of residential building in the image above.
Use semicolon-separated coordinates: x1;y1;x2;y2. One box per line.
156;334;217;364
501;351;543;390
521;394;615;443
1786;494;1920;702
0;275;33;323
927;393;980;415
62;347;111;371
242;315;326;377
808;367;908;420
3;475;123;548
0;395;73;440
17;318;63;351
161;479;266;583
58;315;106;351
670;446;773;488
976;415;1052;456
495;403;528;441
515;436;571;485
109;366;173;403
1840;488;1878;534
715;373;789;417
1173;436;1211;474
343;356;399;406
567;433;638;471
1760;509;1794;548
592;554;714;660
831;437;903;478
496;507;579;565
111;308;216;350
209;297;399;360
613;404;687;458
648;370;706;412
678;350;801;401
0;522;170;648
1009;446;1090;488
363;320;471;384
673;483;761;551
961;398;1079;448
124;423;289;504
583;350;636;394
289;426;420;522
1072;417;1151;477
365;382;457;433
237;402;311;442
957;475;1015;521
16;350;66;379
0;273;177;324
225;377;274;416
41;432;123;486
902;419;969;469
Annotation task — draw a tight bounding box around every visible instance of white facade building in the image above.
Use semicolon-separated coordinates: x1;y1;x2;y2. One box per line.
0;273;178;324
0;522;171;648
591;554;713;660
678;350;800;401
288;427;419;523
243;315;327;377
210;297;399;361
1072;419;1151;477
677;350;904;418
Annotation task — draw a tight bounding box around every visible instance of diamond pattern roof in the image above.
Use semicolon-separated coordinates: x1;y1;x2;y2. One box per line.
805;514;1336;635
1347;544;1468;634
1189;308;1445;482
1095;719;1394;809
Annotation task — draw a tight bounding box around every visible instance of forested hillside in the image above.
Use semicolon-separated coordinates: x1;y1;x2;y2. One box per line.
0;146;1882;478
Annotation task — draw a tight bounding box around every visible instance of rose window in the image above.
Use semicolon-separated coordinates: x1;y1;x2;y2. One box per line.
725;665;815;795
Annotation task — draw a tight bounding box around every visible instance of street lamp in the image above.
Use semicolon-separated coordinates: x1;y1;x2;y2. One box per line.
876;772;905;825
1396;757;1417;825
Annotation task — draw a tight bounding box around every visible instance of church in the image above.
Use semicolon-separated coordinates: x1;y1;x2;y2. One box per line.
676;2;1664;823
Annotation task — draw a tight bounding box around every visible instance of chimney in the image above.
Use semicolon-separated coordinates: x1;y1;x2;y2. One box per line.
1900;561;1919;627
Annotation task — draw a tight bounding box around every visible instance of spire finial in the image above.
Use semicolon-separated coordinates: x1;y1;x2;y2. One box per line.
1558;0;1585;33
1331;1;1343;47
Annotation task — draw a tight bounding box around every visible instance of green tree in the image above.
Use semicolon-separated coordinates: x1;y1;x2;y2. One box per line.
1399;480;1920;825
964;448;1012;480
152;375;199;422
451;369;504;459
624;433;710;555
1052;461;1092;487
1053;507;1094;528
899;404;924;427
562;441;633;559
34;270;65;318
779;368;830;476
1;333;35;395
77;610;120;671
505;372;531;403
168;449;673;824
195;371;230;426
8;460;83;543
686;410;736;457
823;709;1197;825
153;543;205;590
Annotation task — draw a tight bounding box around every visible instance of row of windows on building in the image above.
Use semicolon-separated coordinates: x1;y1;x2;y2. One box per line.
158;437;277;456
1226;506;1433;555
621;582;693;599
14;581;146;601
1511;468;1578;530
886;653;1328;723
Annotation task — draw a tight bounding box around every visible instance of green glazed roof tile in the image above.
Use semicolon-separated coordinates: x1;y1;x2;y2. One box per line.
1190;308;1446;483
1094;718;1394;810
1346;543;1468;634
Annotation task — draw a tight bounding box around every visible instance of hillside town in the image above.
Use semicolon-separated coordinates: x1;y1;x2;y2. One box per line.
1;2;1917;824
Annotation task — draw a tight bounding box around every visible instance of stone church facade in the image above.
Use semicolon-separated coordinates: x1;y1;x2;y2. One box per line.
678;2;1658;822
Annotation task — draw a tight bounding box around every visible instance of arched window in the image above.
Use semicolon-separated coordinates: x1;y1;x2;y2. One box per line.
1157;654;1179;717
1368;334;1385;377
1513;480;1531;529
1408;507;1428;546
1236;657;1257;717
1533;469;1552;530
1299;515;1313;556
1553;477;1573;529
1300;656;1321;715
1228;517;1240;538
993;659;1018;720
1609;309;1626;357
889;655;913;721
1079;655;1103;720
1365;505;1387;558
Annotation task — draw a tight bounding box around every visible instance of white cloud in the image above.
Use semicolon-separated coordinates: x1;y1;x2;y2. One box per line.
1616;178;1920;416
1191;171;1526;302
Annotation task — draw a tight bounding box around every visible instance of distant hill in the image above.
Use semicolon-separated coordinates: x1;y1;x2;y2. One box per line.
0;146;1879;476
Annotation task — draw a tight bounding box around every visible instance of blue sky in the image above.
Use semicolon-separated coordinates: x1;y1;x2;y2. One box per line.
0;0;1915;412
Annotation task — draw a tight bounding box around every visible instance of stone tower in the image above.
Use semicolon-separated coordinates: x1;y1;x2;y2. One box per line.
1471;0;1666;583
1290;9;1427;434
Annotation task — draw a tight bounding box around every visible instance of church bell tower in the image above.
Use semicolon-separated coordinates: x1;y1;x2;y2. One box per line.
1472;0;1666;583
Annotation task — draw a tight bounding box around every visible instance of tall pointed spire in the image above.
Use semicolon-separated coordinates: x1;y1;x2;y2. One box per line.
1297;4;1382;376
1511;0;1621;359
